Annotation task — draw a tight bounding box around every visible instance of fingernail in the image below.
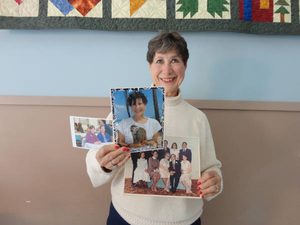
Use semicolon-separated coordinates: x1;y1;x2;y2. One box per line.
202;195;204;199
115;145;120;149
127;148;130;152
122;147;127;151
199;191;203;194
128;155;131;158
197;182;201;185
197;187;200;190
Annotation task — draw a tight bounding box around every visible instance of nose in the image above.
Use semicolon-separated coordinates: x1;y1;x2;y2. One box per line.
162;63;173;75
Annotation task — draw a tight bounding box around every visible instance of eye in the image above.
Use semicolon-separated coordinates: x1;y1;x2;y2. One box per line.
172;58;180;63
156;59;163;64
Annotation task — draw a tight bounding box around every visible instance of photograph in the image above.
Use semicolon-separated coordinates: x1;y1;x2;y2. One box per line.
123;136;201;199
70;116;113;150
111;86;165;153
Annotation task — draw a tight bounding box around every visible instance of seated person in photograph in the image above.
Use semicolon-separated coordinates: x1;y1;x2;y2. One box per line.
99;119;113;137
158;139;170;161
86;125;101;145
170;142;179;160
159;152;171;192
169;153;181;193
180;153;192;194
148;150;160;192
74;122;78;130
76;122;84;133
97;125;111;143
117;91;162;148
133;152;150;187
179;142;192;163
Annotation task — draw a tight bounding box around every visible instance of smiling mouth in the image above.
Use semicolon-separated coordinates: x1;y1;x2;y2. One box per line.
161;77;175;82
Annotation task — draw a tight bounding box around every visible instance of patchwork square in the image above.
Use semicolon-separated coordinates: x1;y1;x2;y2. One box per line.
175;0;231;19
0;0;39;17
47;0;103;18
112;0;166;19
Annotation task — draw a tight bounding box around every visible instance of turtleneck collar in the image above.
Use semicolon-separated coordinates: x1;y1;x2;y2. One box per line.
151;83;183;107
165;88;183;107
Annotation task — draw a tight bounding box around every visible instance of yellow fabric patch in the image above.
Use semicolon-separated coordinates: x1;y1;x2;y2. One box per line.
130;0;147;16
260;0;269;9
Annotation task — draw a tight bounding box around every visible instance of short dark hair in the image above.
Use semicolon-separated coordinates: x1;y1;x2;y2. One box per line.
127;91;148;106
182;152;189;160
182;142;187;146
90;125;95;130
164;140;168;144
152;150;158;155
147;31;189;66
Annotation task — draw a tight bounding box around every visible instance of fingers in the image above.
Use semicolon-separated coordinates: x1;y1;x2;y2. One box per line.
197;170;222;198
96;144;131;170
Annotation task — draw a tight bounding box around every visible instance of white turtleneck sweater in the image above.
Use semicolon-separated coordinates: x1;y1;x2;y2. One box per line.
86;90;223;225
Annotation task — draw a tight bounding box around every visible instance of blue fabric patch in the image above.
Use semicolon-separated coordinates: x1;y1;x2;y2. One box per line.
243;0;252;21
50;0;74;16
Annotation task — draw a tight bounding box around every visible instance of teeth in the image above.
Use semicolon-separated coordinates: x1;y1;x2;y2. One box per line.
162;78;174;81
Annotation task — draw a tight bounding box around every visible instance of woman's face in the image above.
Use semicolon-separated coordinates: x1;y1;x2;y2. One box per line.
91;128;95;134
131;98;146;116
140;152;145;159
182;155;187;161
153;151;158;158
165;153;170;160
148;49;187;97
100;126;105;133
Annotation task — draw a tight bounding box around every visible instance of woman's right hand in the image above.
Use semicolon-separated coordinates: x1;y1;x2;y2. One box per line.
95;144;131;172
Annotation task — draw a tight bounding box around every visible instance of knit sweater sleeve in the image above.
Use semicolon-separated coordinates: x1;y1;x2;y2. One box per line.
199;112;223;201
85;113;116;188
85;149;117;188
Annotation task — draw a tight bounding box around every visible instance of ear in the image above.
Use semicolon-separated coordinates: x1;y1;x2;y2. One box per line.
148;62;151;70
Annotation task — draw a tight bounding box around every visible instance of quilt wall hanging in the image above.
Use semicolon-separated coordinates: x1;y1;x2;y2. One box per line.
0;0;299;35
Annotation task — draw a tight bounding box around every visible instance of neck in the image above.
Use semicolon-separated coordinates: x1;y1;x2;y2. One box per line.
132;114;146;123
166;89;178;97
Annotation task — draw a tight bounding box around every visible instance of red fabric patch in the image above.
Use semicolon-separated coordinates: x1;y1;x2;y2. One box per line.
67;0;102;17
239;0;244;20
15;0;23;5
252;0;273;22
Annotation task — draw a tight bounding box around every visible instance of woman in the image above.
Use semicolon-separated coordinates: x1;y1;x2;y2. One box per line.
180;153;192;194
86;31;222;225
97;125;111;143
148;150;160;192
117;91;161;148
133;152;150;187
159;152;170;192
76;122;84;133
85;125;101;144
170;142;179;160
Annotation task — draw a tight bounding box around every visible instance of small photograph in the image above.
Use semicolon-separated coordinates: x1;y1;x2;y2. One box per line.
111;87;165;153
70;116;113;150
123;136;201;199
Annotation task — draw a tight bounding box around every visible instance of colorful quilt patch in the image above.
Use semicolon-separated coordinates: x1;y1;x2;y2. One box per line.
112;0;166;19
0;0;39;17
239;0;291;23
47;0;103;18
175;0;231;19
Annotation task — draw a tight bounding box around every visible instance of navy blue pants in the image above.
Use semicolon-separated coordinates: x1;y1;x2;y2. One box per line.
107;202;201;225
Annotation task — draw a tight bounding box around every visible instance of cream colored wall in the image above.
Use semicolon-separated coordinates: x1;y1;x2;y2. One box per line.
0;96;299;225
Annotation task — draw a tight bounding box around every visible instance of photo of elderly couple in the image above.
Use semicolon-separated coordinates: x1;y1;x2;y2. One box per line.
123;137;201;198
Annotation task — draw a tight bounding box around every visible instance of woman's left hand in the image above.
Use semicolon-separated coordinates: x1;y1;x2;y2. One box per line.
197;170;221;198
